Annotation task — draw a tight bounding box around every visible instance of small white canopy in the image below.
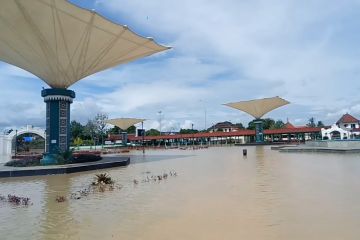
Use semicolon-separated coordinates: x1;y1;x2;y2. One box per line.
224;96;290;119
0;0;169;88
105;118;145;130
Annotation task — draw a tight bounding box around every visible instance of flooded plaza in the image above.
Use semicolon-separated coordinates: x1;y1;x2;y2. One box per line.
1;146;360;240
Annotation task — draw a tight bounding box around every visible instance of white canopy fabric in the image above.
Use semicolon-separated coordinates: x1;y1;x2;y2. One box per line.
224;96;290;119
105;118;145;130
0;0;169;88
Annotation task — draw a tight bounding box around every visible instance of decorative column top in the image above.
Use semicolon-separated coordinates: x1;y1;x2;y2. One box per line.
41;88;76;103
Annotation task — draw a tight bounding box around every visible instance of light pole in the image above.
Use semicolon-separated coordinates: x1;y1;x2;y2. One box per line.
191;123;194;146
204;108;207;131
142;121;145;154
199;99;207;131
14;129;18;157
158;111;162;135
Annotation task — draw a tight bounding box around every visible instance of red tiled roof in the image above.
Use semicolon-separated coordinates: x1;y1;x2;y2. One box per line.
336;113;359;124
283;122;295;129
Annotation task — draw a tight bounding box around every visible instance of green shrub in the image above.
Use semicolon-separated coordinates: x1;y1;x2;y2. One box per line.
5;151;101;167
5;158;41;167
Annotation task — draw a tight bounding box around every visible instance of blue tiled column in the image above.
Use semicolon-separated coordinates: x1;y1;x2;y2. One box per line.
41;88;75;165
254;120;264;143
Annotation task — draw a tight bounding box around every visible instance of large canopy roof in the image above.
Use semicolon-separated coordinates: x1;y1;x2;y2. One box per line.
224;96;290;119
105;118;145;130
0;0;169;88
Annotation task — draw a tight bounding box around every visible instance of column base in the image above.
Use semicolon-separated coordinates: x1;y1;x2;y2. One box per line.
41;153;60;165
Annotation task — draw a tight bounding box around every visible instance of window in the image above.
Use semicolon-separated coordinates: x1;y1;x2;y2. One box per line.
351;124;356;128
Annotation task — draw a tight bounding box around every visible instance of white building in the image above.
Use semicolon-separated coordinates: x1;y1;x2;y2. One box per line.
336;113;359;130
321;113;360;140
0;125;45;163
209;121;241;133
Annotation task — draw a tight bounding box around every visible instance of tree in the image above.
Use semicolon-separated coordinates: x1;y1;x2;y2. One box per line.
107;125;136;135
307;117;316;127
146;129;160;136
84;119;97;142
271;120;285;129
70;120;85;140
107;126;121;135
94;113;108;145
73;137;83;147
180;128;199;134
127;125;136;134
317;121;325;127
247;118;275;130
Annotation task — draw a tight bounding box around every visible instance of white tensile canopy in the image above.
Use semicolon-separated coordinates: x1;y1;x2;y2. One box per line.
105;118;145;130
0;0;169;88
224;96;290;119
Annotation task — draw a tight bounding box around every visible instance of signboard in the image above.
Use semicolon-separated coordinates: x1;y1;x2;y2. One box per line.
23;137;33;142
137;129;145;137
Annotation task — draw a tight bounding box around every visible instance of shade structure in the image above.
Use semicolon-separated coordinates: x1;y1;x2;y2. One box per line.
0;0;170;88
106;118;145;130
224;96;290;119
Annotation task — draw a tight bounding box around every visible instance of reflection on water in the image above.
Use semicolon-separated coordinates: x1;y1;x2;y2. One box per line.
1;147;360;239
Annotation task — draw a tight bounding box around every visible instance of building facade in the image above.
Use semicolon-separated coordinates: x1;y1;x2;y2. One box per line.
321;113;360;140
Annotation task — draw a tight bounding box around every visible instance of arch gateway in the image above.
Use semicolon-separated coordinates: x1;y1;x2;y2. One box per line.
0;125;45;162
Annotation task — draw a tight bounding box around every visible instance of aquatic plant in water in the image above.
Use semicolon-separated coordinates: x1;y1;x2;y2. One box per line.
134;171;178;184
92;173;114;185
69;173;120;200
0;194;31;206
56;196;66;202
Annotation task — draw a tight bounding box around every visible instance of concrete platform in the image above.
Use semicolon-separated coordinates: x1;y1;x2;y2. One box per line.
0;156;130;178
270;145;299;150
235;142;298;147
278;140;360;153
279;146;360;153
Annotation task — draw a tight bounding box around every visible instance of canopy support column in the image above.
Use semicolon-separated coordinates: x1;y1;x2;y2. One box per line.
41;88;75;165
254;120;264;143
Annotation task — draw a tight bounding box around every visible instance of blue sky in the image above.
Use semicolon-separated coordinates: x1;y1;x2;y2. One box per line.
1;0;360;131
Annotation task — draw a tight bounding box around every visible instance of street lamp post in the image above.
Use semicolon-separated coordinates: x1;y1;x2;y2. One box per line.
158;111;162;136
191;123;195;147
142;121;145;154
204;108;207;131
199;99;207;131
14;129;18;157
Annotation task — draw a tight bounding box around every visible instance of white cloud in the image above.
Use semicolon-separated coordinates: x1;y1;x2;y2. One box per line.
71;98;104;124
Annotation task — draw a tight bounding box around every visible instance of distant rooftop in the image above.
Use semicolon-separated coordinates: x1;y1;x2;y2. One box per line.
336;113;359;124
283;121;296;129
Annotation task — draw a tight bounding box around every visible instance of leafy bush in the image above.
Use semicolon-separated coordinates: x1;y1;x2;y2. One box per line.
5;158;41;167
5;151;101;167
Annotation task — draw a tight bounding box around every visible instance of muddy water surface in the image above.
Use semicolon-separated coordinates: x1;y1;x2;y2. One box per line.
1;146;360;240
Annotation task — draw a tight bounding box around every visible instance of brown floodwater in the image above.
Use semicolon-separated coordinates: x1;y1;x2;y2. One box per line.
1;146;360;240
